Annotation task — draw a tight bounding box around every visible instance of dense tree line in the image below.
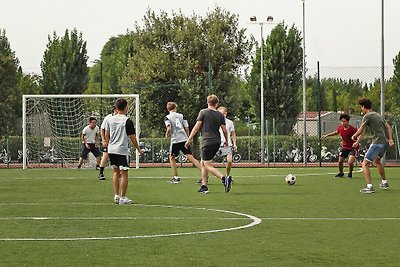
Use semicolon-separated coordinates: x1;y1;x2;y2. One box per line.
1;6;400;138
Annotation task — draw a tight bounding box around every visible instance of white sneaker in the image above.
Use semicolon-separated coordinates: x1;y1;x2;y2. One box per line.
114;195;120;204
119;197;133;205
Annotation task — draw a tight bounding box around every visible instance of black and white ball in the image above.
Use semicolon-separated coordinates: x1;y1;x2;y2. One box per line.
285;174;296;185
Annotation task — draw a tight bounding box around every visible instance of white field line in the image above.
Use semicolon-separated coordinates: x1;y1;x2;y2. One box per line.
0;204;261;241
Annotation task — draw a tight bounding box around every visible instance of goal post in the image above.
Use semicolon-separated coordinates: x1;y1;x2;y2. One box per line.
22;94;140;169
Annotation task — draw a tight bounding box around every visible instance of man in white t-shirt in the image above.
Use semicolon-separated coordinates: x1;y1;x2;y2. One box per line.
218;106;237;177
98;108;116;180
105;98;142;205
77;117;101;170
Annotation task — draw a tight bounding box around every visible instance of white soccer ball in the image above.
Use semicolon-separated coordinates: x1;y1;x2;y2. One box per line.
285;174;296;185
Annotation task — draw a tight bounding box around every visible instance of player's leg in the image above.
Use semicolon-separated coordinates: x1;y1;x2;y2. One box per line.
98;145;108;180
226;153;233;176
168;143;180;183
360;144;380;193
78;144;89;169
347;154;356;178
374;144;390;190
336;156;345;177
182;144;201;172
112;167;120;203
118;155;132;204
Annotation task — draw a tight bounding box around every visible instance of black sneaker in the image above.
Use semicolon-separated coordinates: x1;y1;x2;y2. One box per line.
98;174;105;181
335;172;344;178
77;165;81;170
198;185;209;194
221;176;235;184
224;176;233;193
347;173;352;178
96;165;100;170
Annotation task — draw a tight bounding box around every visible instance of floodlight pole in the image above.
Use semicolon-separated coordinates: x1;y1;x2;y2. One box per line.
250;16;273;164
302;0;307;165
380;0;385;117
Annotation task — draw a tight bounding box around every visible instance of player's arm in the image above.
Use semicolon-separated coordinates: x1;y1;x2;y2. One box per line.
129;134;143;155
231;129;237;150
352;134;362;148
94;129;99;147
220;124;228;147
165;125;171;138
81;133;89;149
321;130;339;139
185;121;202;148
385;122;394;147
185;127;190;136
352;123;366;141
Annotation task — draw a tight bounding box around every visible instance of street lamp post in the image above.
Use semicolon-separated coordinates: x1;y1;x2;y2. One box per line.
380;0;385;117
93;59;103;120
250;15;273;164
301;0;307;165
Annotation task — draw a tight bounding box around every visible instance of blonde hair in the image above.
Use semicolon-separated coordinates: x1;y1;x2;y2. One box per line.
217;106;227;113
207;95;219;106
167;102;177;111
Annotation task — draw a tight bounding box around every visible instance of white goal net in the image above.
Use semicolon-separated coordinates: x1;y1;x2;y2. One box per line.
22;94;140;169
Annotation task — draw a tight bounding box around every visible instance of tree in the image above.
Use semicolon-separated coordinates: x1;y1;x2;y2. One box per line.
40;29;88;138
87;34;134;95
122;8;254;136
0;29;20;136
41;28;88;94
247;22;303;135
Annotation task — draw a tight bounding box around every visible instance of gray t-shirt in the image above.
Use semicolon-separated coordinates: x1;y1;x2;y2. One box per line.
362;111;388;144
196;108;226;146
164;112;189;144
82;125;99;144
105;114;135;155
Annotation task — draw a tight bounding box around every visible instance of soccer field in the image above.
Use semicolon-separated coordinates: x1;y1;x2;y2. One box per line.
1;167;399;266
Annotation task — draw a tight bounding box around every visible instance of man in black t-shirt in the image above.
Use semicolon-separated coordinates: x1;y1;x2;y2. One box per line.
185;95;233;194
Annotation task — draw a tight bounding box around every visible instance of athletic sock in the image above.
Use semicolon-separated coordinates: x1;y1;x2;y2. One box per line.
100;166;105;175
367;184;373;188
381;180;388;184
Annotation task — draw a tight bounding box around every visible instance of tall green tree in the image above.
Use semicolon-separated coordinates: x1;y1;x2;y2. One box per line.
87;34;134;94
122;7;253;136
0;29;20;136
248;23;303;135
41;28;88;94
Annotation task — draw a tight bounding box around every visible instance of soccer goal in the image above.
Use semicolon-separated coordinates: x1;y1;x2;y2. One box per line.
22;94;140;169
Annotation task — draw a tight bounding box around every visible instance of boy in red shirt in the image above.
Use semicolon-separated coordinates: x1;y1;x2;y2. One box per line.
322;114;360;178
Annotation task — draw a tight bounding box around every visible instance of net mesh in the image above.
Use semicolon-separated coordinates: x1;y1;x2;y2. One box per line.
23;95;139;168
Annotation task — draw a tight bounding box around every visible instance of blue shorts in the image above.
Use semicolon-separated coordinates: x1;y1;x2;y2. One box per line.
80;143;101;159
364;143;388;162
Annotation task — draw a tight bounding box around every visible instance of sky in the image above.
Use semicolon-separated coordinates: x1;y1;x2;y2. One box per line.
2;0;400;77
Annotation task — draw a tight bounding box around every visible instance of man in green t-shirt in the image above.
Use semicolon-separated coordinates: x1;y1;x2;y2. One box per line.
352;98;394;193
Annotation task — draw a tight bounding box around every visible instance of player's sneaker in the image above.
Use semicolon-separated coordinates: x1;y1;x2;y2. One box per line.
360;186;375;194
198;185;209;194
77;165;82;170
119;197;133;205
379;181;389;190
96;165;100;170
98;173;105;181
334;172;344;178
169;177;181;184
347;173;352;178
223;176;233;193
114;195;120;205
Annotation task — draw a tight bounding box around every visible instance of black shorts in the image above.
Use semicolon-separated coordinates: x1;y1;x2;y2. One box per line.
201;143;220;161
170;141;192;157
80;143;101;159
108;154;130;170
339;148;358;159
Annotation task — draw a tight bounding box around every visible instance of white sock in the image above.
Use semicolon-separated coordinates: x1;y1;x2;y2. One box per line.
174;176;179;179
367;184;373;188
381;180;388;184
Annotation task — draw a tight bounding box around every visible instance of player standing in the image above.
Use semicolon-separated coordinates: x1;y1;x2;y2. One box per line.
77;117;101;170
217;106;237;177
165;102;201;183
105;98;142;204
97;108;116;181
321;114;360;178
